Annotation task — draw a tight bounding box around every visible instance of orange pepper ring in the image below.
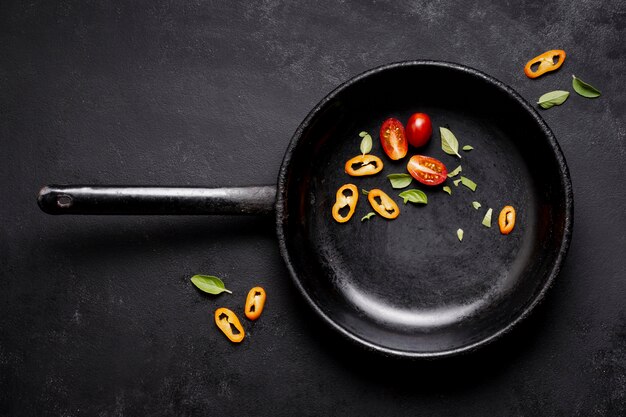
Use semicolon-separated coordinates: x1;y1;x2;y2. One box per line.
214;307;245;343
245;286;267;321
498;206;516;235
524;50;566;79
345;154;384;177
332;183;359;223
367;189;400;219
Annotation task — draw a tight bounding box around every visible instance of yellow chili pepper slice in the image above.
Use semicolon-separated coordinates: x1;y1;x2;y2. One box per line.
367;189;400;219
345;154;384;176
245;286;266;321
498;205;516;235
332;184;358;223
524;50;566;79
214;307;245;343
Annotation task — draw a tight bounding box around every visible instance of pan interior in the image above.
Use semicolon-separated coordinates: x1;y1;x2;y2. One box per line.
278;63;570;356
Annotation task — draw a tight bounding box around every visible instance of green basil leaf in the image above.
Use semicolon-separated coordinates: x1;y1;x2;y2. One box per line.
361;212;376;222
362;189;370;195
442;186;452;195
387;173;413;189
440;127;461;158
572;75;601;98
460;176;477;192
472;201;481;210
191;275;232;295
359;131;373;154
482;208;493;228
457;228;464;242
448;165;462;178
462;145;474;151
398;189;428;205
537;90;570;109
453;179;462;187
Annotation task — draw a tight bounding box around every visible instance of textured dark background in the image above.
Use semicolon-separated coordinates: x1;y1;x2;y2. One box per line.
1;0;625;416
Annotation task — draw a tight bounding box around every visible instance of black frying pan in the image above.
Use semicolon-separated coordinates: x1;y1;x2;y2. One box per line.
38;61;573;358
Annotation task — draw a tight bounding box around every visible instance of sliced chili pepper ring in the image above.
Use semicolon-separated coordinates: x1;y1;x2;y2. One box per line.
344;154;384;177
245;286;267;320
367;189;400;219
332;184;359;223
524;50;566;79
214;307;245;343
498;205;516;235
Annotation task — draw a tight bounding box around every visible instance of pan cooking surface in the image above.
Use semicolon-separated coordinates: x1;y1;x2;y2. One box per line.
277;62;572;357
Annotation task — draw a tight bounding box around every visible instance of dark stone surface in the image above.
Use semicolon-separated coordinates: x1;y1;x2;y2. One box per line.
1;0;624;415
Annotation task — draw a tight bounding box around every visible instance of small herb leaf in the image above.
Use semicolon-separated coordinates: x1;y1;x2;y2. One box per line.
572;75;601;98
453;179;462;187
442;186;452;195
362;189;370;195
462;145;474;151
191;275;232;295
361;212;376;222
387;173;413;189
460;176;477;192
399;189;428;205
538;90;570;109
448;165;462;178
472;201;481;210
359;131;373;155
457;228;464;242
482;208;493;228
440;127;461;158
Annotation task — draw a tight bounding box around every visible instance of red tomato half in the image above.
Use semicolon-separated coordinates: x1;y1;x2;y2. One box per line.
407;155;448;186
380;118;408;160
406;113;433;148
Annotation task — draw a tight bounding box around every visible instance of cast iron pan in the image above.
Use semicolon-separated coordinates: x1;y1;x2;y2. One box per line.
38;61;573;358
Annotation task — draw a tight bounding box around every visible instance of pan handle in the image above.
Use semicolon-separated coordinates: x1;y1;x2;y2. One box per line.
37;185;276;215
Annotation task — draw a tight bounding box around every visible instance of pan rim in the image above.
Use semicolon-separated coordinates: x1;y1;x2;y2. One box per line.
275;60;574;358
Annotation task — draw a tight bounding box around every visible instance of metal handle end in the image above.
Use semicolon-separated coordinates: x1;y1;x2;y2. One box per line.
38;185;72;214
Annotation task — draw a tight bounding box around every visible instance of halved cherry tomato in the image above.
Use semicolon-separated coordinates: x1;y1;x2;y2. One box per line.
498;206;516;235
332;184;358;223
344;154;384;176
380;118;408;160
245;286;266;320
215;307;245;343
524;50;566;79
406;113;433;148
407;155;447;186
367;189;400;219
